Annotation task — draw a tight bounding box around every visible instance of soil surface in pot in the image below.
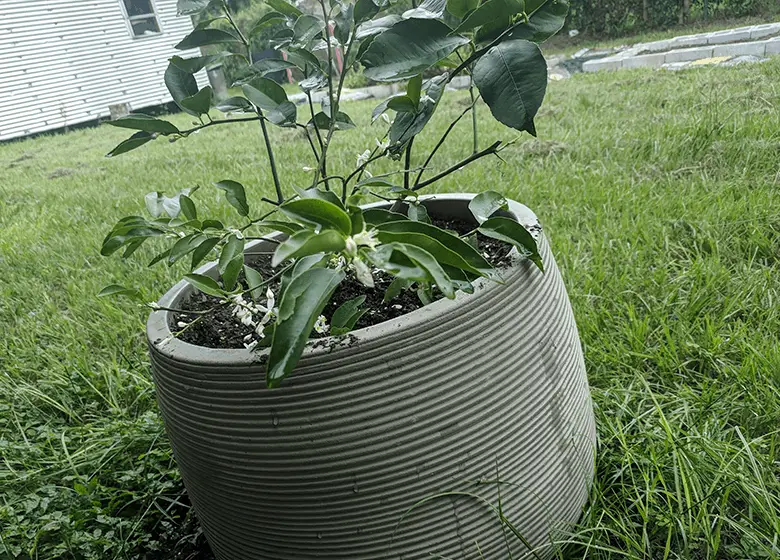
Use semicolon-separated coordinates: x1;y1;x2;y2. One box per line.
172;217;513;349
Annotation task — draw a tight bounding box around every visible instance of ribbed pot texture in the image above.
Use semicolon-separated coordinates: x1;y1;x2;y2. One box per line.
147;194;597;560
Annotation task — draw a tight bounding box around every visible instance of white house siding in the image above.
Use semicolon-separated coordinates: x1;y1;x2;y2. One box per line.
0;0;206;141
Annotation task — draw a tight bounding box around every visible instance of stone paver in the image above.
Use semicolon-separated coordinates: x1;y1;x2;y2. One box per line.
707;29;752;44
664;46;714;63
712;42;767;57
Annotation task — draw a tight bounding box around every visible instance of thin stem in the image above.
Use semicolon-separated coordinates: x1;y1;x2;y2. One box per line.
312;0;337;188
344;146;387;187
177;116;262;136
413;141;502;191
403;138;414;190
414;95;479;186
297;124;321;163
222;1;250;50
469;83;478;154
258;117;284;203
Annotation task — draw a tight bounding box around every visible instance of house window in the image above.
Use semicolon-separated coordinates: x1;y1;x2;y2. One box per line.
121;0;161;37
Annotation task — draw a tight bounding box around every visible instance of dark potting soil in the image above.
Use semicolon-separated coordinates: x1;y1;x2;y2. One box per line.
173;217;514;349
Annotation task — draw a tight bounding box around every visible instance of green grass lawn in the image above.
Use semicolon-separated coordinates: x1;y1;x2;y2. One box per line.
2;59;780;559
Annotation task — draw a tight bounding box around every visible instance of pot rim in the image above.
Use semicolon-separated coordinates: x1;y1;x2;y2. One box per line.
146;193;541;367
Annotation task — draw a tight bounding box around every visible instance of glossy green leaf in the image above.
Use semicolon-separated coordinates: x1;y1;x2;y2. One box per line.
402;0;447;19
272;230;346;267
97;284;141;299
383;276;412;302
149;248;172;267
454;0;524;33
180;195;197;221
266;101;298;126
508;0;569;43
468;191;508;223
266;0;303;19
250;13;287;38
446;0;479;18
164;61;200;116
170;53;230;74
363;208;408;226
175;28;242;50
355;15;402;39
267;268;345;387
389;74;447;148
333;3;354;45
478;216;543;271
252;58;297;76
215;96;254;113
218;234;244;274
393;243;455;298
285;47;323;73
294;186;345;209
361;19;469;82
331;295;367;335
202;219;225;230
294;14;326;46
407;74;423;106
354;0;380;24
108;114;179;134
191;237;221;269
242;77;289;112
281;199;352;236
106;131;154;157
222;250;244;291
407;203;430;223
244;265;265;300
251;220;305;235
214;180;249;217
180;86;213;115
308;111;356;131
376;220;496;278
184;273;225;297
472;39;547;135
387;95;418;113
169;234;206;265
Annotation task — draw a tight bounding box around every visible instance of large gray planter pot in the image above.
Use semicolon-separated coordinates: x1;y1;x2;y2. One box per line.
147;194;597;560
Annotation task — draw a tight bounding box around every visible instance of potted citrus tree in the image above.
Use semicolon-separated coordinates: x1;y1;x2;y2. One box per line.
100;0;595;558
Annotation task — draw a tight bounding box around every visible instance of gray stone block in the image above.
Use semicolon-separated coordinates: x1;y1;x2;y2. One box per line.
765;37;780;55
623;53;666;68
750;23;780;40
707;29;752;44
672;34;709;48
641;39;672;53
665;46;713;63
712;42;767;57
582;57;623;72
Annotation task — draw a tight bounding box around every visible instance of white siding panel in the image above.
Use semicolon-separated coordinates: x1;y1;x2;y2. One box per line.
0;0;208;141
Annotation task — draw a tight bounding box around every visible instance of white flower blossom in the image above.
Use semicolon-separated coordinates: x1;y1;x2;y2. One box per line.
302;166;314;172
344;236;358;257
228;228;244;240
177;321;188;328
353;229;379;250
243;333;254;342
244;339;259;351
313;315;330;334
420;94;435;105
147;302;161;310
356;149;371;167
375;138;389;150
381;113;391;124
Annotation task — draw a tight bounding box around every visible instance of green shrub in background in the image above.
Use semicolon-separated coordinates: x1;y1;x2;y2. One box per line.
568;0;776;37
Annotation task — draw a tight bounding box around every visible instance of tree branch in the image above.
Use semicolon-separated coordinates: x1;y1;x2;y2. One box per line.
412;141;502;191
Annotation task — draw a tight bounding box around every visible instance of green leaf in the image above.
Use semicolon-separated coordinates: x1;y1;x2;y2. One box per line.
215;96;254;113
180;195;197;220
453;0;524;33
267;101;298;126
361;19;469;82
294;14;326;46
272;230;346;267
354;0;380;24
180;86;213;115
191;237;221;269
149;248;172;267
383;276;412;302
376;220;497;278
389;74;447;148
251;12;288;36
472;39;547;135
350;207;365;234
177;0;217;15
164;61;200;116
446;0;479;18
218;234;245;274
356;15;402;39
478;216;543;271
171;53;229;74
331;295;367;335
333;2;354;45
202;219;225;230
363;208;408;226
267;268;345;387
108;114;179;135
97;284;141;299
281;199;352;235
407;203;431;223
402;0;447;19
169;233;206;265
508;0;569;43
175;28;242;50
393;243;455;298
387;95;417;113
407;74;423;106
308;110;356;131
284;47;323;74
222;251;244;291
242;77;288;112
184;273;226;297
106;131;154;158
294;186;345;209
299;73;328;92
214;180;249;217
101;225;165;256
469;191;507;223
252;58;297;76
244;265;265;300
266;0;303;19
